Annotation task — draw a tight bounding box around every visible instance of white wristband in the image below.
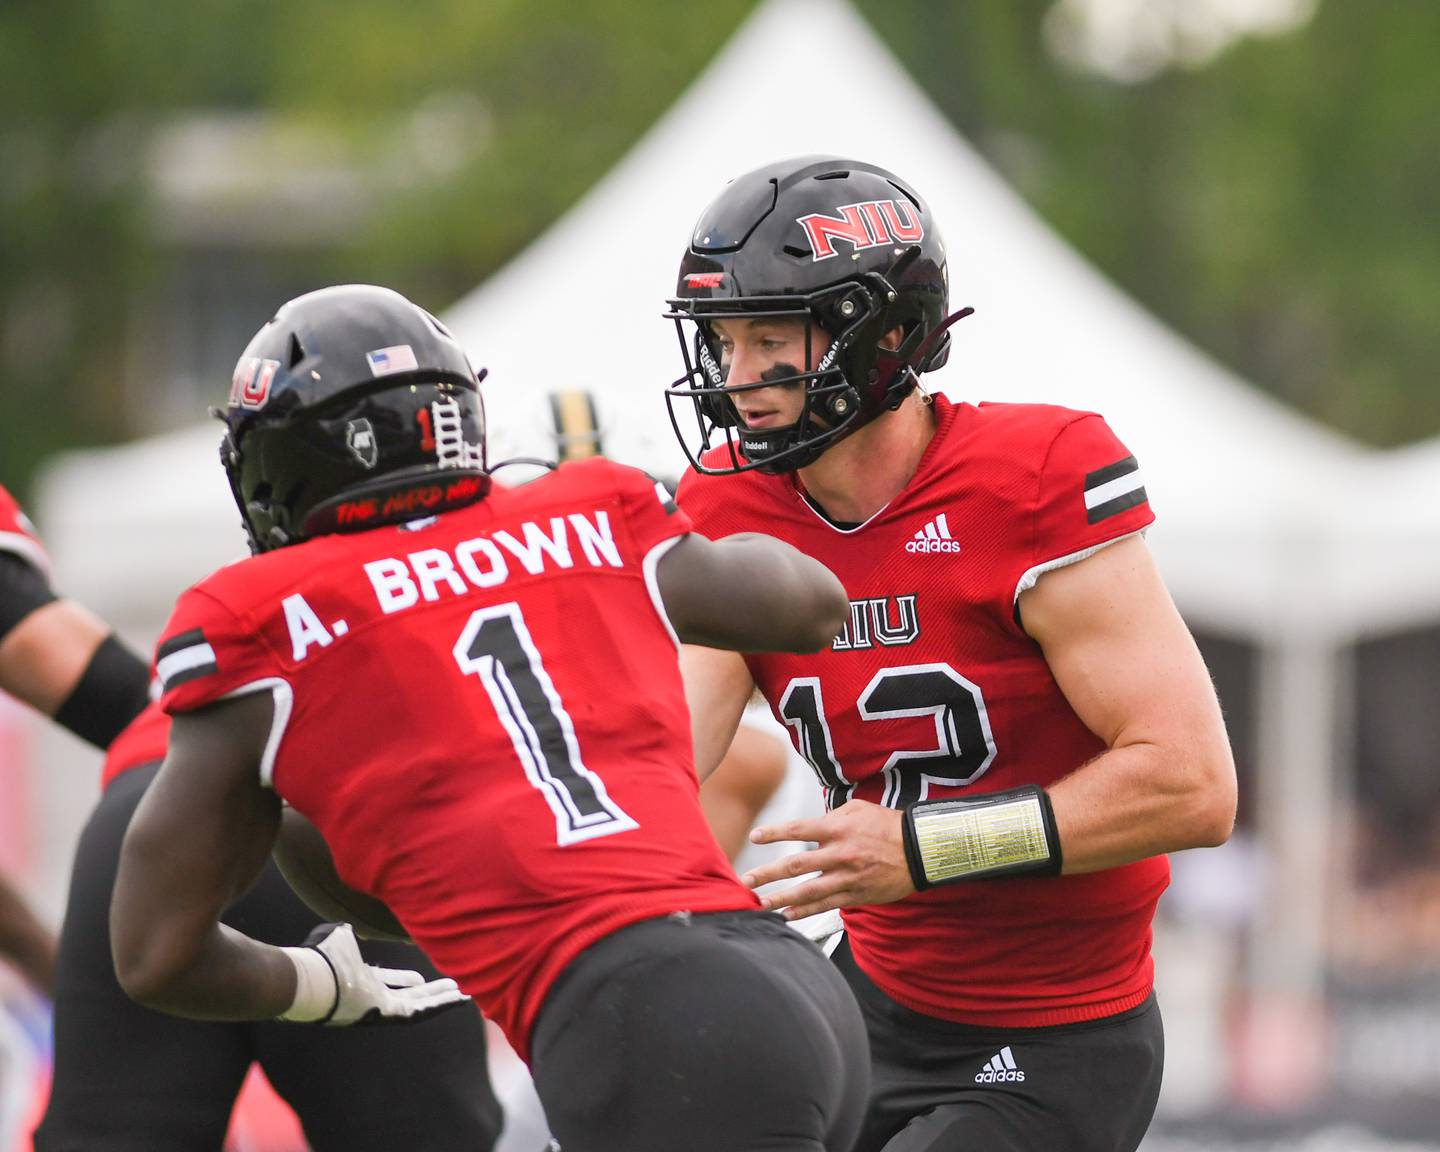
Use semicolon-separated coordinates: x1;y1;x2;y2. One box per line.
278;945;338;1023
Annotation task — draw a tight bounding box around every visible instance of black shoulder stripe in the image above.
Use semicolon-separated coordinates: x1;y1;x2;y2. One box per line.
156;629;219;693
646;474;679;514
1087;487;1148;524
1084;455;1139;491
157;627;208;660
161;660;219;692
1083;454;1147;523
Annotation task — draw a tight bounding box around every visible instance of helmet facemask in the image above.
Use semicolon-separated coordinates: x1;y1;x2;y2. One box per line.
666;268;916;476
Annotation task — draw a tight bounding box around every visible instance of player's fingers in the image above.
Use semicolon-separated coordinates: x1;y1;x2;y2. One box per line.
757;874;837;914
749;818;827;846
374;966;426;988
402;982;470;1014
742;847;831;889
779;891;850;922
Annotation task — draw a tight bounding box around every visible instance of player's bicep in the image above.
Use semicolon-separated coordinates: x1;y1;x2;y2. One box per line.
112;694;281;968
1018;534;1220;751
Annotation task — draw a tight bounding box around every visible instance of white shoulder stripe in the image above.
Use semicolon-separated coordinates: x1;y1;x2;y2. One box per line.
1083;469;1145;511
157;642;217;688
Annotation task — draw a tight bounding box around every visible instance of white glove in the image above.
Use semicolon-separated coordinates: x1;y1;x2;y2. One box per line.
278;923;469;1025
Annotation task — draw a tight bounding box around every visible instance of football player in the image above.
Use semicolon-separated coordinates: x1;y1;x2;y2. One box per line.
1;481;150;996
666;157;1239;1152
1;486;500;1150
110;284;870;1152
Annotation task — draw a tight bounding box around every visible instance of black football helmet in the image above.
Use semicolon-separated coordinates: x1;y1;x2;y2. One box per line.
219;284;489;553
664;156;972;475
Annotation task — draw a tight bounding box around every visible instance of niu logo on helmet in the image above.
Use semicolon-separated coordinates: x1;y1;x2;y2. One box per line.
796;199;924;262
229;357;280;410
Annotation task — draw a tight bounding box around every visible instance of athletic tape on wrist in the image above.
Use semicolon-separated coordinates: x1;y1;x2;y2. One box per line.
278;945;339;1023
902;785;1062;889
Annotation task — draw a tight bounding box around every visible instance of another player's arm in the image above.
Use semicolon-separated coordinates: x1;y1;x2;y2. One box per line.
112;691;467;1025
700;723;790;861
0;551;147;992
659;531;839;781
0;553;151;748
0;871;56;995
1017;533;1237;871
680;646;755;783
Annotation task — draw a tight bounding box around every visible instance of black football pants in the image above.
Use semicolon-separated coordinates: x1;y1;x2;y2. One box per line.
33;760;502;1152
833;935;1164;1152
531;909;871;1152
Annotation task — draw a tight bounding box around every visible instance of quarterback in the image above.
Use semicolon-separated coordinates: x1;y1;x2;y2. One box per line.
667;157;1238;1152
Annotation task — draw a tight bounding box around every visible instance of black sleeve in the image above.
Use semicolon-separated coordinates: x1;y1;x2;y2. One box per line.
53;634;152;749
0;551;56;642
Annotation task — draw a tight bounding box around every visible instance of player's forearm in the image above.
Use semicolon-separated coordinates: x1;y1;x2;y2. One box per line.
681;646;753;781
113;918;297;1021
1047;738;1236;873
0;875;57;995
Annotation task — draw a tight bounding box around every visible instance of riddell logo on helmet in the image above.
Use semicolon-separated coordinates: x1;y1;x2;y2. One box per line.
686;272;725;288
797;200;924;261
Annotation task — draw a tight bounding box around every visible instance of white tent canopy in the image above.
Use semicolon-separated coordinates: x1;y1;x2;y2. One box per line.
40;0;1369;639
442;0;1362;636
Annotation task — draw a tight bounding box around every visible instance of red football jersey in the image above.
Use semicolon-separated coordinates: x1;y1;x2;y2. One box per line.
0;484;50;578
678;396;1168;1027
156;458;755;1060
101;701;170;789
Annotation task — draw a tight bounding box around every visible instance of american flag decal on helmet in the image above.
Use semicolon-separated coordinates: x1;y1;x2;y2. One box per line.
157;628;218;692
1083;456;1146;523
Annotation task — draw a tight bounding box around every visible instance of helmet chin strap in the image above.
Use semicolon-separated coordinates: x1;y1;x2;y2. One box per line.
736;368;854;474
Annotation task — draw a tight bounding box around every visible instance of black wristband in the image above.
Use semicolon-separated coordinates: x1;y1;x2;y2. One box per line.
0;552;56;641
902;785;1063;890
53;633;152;749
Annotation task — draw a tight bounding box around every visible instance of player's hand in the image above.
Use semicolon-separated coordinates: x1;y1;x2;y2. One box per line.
298;923;469;1026
742;799;915;920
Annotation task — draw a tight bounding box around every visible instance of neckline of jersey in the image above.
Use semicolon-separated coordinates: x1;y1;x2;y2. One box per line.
787;393;962;536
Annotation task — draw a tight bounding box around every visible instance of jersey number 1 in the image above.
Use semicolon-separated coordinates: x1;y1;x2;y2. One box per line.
453;603;638;846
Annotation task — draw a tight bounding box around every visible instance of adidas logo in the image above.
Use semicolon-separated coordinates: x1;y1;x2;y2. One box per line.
906;513;960;553
974;1046;1026;1084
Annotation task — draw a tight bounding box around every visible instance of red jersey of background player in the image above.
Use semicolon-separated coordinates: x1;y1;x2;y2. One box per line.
0;484;50;578
678;395;1168;1028
154;456;756;1060
0;483;170;787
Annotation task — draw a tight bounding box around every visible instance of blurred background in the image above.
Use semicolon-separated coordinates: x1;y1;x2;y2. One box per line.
3;0;1440;1148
